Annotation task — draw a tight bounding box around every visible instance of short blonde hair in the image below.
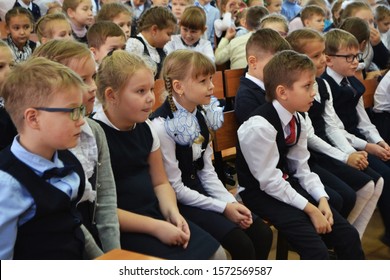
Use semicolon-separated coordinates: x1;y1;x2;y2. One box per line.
87;21;126;49
2;57;86;130
96;50;154;107
35;13;71;43
324;29;359;55
286;28;324;54
96;2;132;22
32;39;93;68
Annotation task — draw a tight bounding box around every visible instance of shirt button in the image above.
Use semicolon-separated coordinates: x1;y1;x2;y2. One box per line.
190;174;195;180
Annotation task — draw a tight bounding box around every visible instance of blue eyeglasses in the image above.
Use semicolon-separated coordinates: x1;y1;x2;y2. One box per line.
34;105;86;121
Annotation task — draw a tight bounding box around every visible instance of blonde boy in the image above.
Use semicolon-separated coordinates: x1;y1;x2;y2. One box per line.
0;57;87;259
301;5;326;33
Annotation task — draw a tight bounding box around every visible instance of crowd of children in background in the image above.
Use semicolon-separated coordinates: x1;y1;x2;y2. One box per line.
0;0;390;260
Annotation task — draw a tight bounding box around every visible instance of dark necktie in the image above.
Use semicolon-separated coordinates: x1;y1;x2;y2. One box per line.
285;116;296;145
42;166;74;180
340;77;357;96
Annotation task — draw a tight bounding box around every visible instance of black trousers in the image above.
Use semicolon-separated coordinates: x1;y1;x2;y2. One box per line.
240;180;365;260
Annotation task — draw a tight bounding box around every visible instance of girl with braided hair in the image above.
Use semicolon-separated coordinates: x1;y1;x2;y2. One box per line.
93;50;226;260
150;50;273;260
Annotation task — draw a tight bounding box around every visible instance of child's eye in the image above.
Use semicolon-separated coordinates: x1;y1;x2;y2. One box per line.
137;89;145;94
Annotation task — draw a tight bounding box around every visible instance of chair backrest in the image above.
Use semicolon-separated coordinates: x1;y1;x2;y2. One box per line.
213;70;224;99
223;68;245;98
0;21;7;39
153;79;166;111
212;110;238;152
361;78;379;109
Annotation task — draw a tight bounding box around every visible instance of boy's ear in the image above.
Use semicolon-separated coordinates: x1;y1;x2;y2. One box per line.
247;55;257;69
325;54;333;67
172;79;184;96
359;40;368;52
303;19;310;27
24;108;40;129
275;85;288;101
90;47;97;57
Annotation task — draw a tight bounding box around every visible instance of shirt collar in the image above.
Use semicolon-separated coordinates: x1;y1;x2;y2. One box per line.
17;0;32;10
272;99;295;129
10;136;63;175
326;67;345;85
180;37;200;48
173;96;198;116
245;73;265;90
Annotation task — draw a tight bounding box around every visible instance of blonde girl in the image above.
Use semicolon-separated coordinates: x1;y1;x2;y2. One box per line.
62;0;94;44
5;7;36;63
151;50;273;259
32;39;120;258
125;6;176;79
93;50;225;259
35;13;73;44
0;41;17;150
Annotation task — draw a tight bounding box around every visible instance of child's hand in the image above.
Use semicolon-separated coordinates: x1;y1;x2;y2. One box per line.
317;197;334;227
377;141;390;160
365;143;390;161
167;212;191;248
347;151;368;170
370;26;382;46
154;219;190;248
223;202;253;229
304;202;332;234
224;27;236;40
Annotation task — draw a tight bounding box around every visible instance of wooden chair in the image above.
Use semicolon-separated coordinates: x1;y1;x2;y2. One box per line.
96;249;162;260
0;21;6;39
223;68;245;98
153;78;166;111
213;70;224;99
212;110;238;186
361;78;379;109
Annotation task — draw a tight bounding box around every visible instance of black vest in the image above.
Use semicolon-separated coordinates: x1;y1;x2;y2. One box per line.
307;78;329;141
133;36;166;80
321;72;365;139
0;148;85;260
151;100;210;195
236;103;301;192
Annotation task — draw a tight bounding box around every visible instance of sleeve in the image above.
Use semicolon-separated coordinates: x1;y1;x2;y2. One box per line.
356;97;384;144
146;119;160;152
235;85;261;125
286;115;329;202
305;113;349;163
125;38;145;56
0;172;35;259
214;37;231;65
214;12;232;38
80;225;104;259
201;40;215;62
373;70;390;113
238;116;309;210
150;117;230;213
372;41;390;70
87;119;121;253
163;37;175;55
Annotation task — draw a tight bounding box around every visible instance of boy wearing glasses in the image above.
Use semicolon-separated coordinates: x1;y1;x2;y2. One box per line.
322;29;390;247
0;57;88;259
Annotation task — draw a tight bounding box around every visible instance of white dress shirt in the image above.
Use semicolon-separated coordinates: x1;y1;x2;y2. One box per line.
238;100;328;211
326;68;384;150
373;69;390;113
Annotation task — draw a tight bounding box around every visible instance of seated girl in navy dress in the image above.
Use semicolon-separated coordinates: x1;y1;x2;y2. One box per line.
93;50;225;260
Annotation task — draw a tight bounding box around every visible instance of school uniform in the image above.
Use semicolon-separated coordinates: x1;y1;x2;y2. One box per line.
0;106;17;150
372;70;390;144
236;100;365;259
125;34;166;79
93;110;220;260
0;138;85;259
235;74;353;216
151;98;272;259
164;34;215;62
14;0;41;22
322;67;390;241
6;35;36;63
